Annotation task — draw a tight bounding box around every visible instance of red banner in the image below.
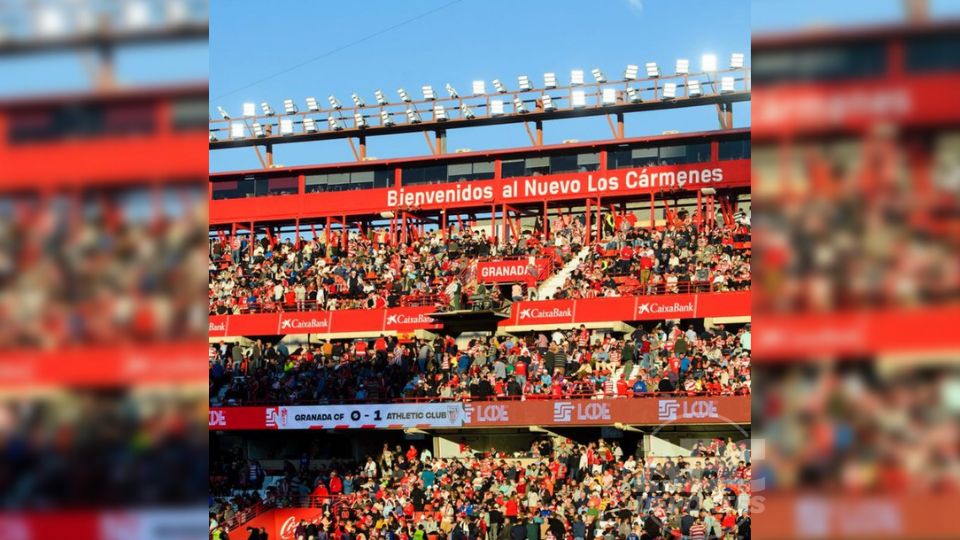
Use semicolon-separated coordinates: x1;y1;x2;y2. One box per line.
231;508;327;540
209;396;750;430
210;292;750;338
476;258;550;283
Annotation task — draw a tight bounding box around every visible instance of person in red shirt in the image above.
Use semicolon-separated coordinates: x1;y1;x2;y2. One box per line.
504;496;519;518
328;471;343;494
406;445;418;462
618;244;633;273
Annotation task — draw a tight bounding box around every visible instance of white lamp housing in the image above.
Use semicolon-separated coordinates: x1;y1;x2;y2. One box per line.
542;94;556;111
354;113;366;128
374;90;388;105
380;110;395;126
217;106;230;120
570;70;584;86
261;102;274;116
592;68;606;83
280;118;293;134
422;85;435;100
461;104;475;119
306;97;320;111
472;80;486;95
663;83;677;99
231;122;245;138
328;95;341;109
445;83;459;98
601;88;617;105
626;87;641;103
624;65;639;80
490;100;505;116
242;102;256;117
518;75;532;91
645;62;660;78
351;93;365;107
303;117;318;132
434;105;447;121
514;97;527;114
571;90;586;108
676;59;690;75
687;79;702;97
398;88;412;102
406;108;421;123
721;76;735;93
493;79;507;93
702;53;718;72
731;53;745;69
252;122;265;137
329;116;343;131
283;99;297;114
544;72;557;88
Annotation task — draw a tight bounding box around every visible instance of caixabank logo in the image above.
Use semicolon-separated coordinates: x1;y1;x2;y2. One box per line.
518;307;572;321
637;301;695;317
279;317;329;331
385;312;433;327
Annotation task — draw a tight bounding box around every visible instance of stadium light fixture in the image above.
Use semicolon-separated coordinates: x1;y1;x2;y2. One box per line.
217;106;230;120
472;80;486;95
460;104;475;119
663;83;677;99
624;65;639;80
434;105;447;121
687;79;702;97
490;100;505;116
422;85;435;100
374;90;388;106
445;83;459;98
518;75;532;91
645;62;660;78
306;97;320;111
303;117;318;132
279;118;293;134
398;88;412;102
571;90;586;108
252;122;265;137
283;99;298;114
351;93;365;107
730;52;745;69
702;53;718;72
242;102;256;117
406;108;422;123
544;72;557;89
514;97;528;114
592;68;606;83
492;79;507;93
354;113;367;128
209;131;217;142
676;59;690;75
541;94;556;111
231;122;245;138
329;116;344;131
601;88;617;105
261;102;274;116
625;87;641;103
570;70;584;86
380;110;395;126
721;76;735;93
328;95;342;109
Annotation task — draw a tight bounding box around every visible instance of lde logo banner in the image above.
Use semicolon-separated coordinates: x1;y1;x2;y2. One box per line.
553;401;611;423
657;399;720;421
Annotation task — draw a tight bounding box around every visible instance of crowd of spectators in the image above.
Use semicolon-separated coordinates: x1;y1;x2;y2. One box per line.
210;437;751;540
553;221;750;301
209;323;750;406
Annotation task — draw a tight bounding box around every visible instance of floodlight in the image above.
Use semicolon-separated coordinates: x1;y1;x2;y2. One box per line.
625;87;641;103
434;105;447;121
374;90;388;106
571;90;586;108
124;1;150;28
422;85;435;100
490;100;505;116
352;93;365;107
541;94;556;111
687;79;702;97
472;80;486;95
261;102;274;116
306;97;320;111
460;104;475;119
303;117;318;132
252;122;265;137
601;88;617;105
445;83;459;98
493;79;507;93
280;118;293;135
354;113;367;128
514;97;527;114
209;131;217;142
518;75;532;91
721;76;735;93
645;62;660;78
663;83;677;99
702;54;718;72
406;108;422;123
544;72;557;88
398;88;412;102
570;70;584;86
592;68;606;83
730;52;745;69
243;102;256;116
283;99;297;114
217;106;230;120
230;122;245;138
328;95;342;109
676;59;690;75
329;116;344;131
380;110;395;126
624;65;639;80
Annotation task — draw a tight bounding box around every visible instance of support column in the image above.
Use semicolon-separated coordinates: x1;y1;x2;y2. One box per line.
649;193;655;229
543;201;550;241
585;199;592;245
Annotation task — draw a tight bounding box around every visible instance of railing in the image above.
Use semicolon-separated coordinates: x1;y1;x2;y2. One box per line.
220;389;750;407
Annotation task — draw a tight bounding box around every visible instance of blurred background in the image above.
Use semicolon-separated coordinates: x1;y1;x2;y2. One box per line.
752;0;960;538
0;1;209;539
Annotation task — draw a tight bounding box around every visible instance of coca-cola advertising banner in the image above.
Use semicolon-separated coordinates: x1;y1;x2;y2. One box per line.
209;403;465;430
231;508;327;540
209;292;749;338
463;396;750;427
476;258;551;283
210;397;748;431
211;160;749;225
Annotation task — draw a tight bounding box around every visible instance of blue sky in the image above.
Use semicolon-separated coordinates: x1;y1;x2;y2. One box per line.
209;0;751;172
